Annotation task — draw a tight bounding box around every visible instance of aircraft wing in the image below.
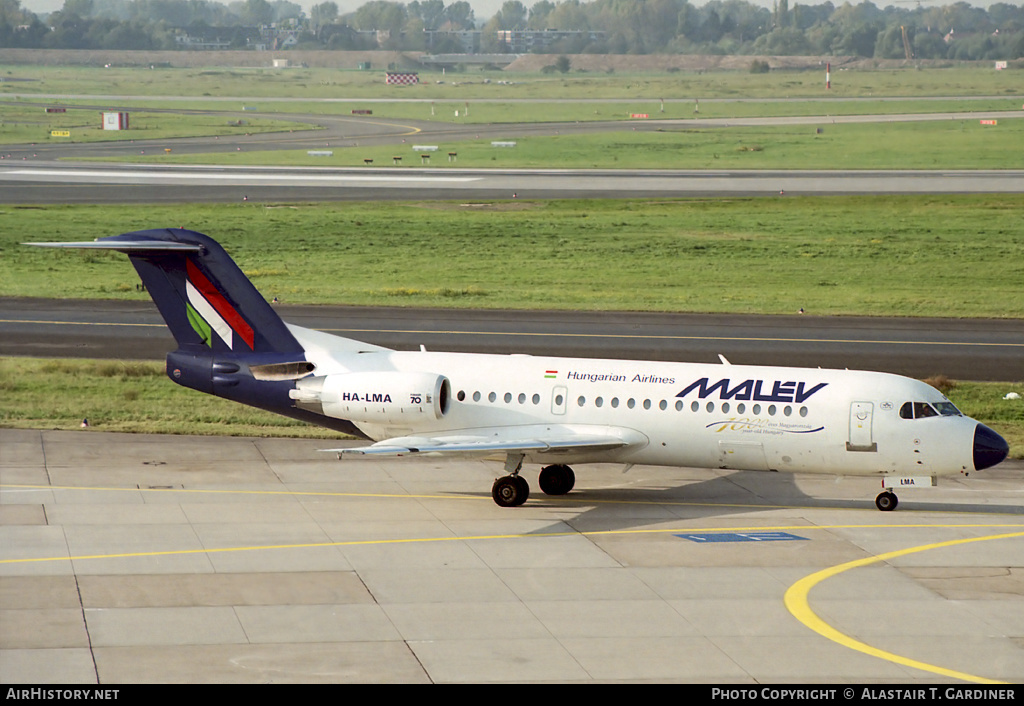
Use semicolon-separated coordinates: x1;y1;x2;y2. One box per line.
324;425;647;458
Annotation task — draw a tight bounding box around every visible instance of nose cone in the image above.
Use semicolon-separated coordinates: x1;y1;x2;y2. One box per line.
973;424;1009;471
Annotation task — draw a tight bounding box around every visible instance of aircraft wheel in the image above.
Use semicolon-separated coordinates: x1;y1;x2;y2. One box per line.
492;475;529;507
875;491;898;512
539;464;576;496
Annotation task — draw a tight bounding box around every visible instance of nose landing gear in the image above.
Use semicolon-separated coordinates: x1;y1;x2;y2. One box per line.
875;491;899;511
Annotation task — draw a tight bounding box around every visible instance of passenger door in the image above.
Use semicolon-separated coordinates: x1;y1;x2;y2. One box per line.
847;401;877;452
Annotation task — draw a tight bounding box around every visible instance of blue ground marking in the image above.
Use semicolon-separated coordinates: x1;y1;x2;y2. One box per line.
675;532;808;543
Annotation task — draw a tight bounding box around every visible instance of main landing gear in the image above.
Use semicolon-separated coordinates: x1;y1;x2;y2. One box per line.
492;459;576;507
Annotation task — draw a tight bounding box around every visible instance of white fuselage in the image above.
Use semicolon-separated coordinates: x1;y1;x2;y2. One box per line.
310;348;979;479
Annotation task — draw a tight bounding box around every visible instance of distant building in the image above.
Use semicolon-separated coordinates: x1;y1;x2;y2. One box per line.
260;24;301;50
495;29;605;53
173;33;232;50
423;29;480;53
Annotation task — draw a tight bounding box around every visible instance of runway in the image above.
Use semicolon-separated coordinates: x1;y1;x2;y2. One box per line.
2;428;1021;683
3;297;1023;381
2;162;1023;203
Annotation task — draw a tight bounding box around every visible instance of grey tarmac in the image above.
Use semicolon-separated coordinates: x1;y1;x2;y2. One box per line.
2;428;1022;683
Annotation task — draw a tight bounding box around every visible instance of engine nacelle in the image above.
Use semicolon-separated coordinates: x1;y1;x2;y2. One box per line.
290;371;450;424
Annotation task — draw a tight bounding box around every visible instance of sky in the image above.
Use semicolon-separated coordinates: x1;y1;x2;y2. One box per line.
17;0;1006;23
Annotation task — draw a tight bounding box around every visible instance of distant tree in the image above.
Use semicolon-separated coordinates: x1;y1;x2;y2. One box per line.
495;0;527;30
310;1;337;28
775;0;789;29
42;9;89;47
0;0;49;46
911;31;948;59
62;0;94;18
402;15;427;49
479;15;504;52
408;0;444;29
443;0;474;30
270;0;302;23
545;0;588;31
752;26;811;55
91;18;157;47
527;0;553;30
700;9;723;43
554;54;570;72
353;0;405;32
234;0;273;25
874;24;909;59
833;20;883;57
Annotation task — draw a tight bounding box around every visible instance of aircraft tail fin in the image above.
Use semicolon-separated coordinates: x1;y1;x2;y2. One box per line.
29;228;302;355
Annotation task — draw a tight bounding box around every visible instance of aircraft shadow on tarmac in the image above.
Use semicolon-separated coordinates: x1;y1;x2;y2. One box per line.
445;468;1022;531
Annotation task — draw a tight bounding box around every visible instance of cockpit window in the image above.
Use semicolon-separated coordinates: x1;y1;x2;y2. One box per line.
900;401;960;419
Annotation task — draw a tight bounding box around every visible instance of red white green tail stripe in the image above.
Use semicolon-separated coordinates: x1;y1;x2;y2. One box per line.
185;259;254;350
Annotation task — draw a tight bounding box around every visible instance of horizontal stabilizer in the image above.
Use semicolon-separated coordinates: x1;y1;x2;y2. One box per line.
25;240;202;252
28;229;303;355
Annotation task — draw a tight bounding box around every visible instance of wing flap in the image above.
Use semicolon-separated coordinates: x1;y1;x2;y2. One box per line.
323;425;647;458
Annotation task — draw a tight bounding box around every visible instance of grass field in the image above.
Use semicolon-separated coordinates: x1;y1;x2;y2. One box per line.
118;118;1024;170
3;64;1022;102
3;197;1023;318
3;63;1022;162
0;103;306;144
2;357;1020;457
